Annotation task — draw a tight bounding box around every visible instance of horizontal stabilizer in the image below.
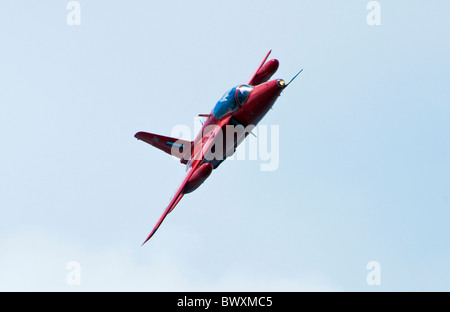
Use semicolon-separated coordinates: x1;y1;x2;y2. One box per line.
135;132;192;164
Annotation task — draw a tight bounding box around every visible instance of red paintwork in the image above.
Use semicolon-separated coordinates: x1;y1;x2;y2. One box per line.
184;163;213;194
135;132;191;164
136;51;291;245
233;79;284;127
248;59;279;86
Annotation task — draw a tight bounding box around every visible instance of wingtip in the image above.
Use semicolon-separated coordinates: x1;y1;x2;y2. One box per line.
141;229;157;246
141;236;151;246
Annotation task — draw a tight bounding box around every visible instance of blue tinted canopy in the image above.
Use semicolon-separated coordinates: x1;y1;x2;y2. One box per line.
213;85;253;118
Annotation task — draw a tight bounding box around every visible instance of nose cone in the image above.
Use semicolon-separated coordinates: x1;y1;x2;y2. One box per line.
262;79;286;99
232;78;286;125
277;79;286;88
245;79;286;106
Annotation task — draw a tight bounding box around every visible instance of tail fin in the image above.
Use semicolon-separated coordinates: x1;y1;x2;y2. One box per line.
135;132;192;164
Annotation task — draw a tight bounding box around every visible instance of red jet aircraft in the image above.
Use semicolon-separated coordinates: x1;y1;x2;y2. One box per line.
135;50;301;245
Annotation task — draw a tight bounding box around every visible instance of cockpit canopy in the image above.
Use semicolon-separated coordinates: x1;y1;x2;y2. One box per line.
212;85;253;118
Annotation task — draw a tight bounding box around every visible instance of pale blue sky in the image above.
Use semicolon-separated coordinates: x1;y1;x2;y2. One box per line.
0;0;449;291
